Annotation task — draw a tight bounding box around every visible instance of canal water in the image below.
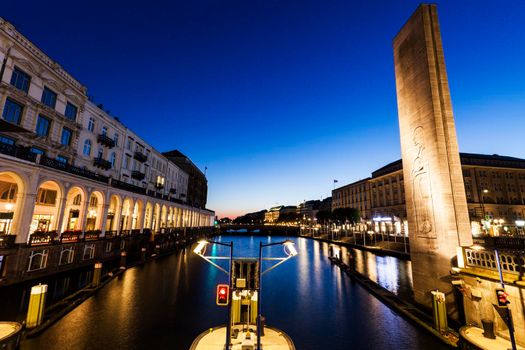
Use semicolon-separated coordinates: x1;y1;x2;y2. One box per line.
19;236;447;350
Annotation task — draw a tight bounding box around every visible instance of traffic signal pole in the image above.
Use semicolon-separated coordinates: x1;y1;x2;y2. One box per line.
226;243;233;350
494;249;517;350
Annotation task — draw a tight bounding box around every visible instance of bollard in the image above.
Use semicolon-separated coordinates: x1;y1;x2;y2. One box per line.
26;284;47;328
431;290;448;334
120;251;127;270
92;262;102;287
141;247;147;261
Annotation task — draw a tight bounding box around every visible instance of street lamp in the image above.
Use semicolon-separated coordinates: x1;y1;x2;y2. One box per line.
193;239;234;349
257;240;298;350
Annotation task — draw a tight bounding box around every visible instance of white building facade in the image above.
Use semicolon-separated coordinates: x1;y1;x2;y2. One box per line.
0;17;214;249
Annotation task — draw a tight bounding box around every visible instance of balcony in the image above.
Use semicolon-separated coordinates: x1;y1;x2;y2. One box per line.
0;143;37;162
169;188;177;194
131;170;146;181
0;234;16;249
110;179;146;195
39;156;109;184
155;182;164;190
94;157;112;170
134;150;148;163
97;134;116;148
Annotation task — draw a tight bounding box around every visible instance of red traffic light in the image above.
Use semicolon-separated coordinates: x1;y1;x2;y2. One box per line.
495;288;510;308
216;284;230;306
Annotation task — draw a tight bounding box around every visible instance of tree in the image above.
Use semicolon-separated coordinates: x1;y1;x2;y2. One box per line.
315;210;332;224
219;217;232;224
332;208;360;224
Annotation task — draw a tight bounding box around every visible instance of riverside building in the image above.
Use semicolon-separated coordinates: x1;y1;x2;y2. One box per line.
0;17;214;284
332;153;525;236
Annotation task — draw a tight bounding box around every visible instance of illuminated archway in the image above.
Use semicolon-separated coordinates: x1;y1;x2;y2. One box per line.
0;171;26;236
61;186;87;232
106;194;121;232
31;180;63;235
86;191;104;231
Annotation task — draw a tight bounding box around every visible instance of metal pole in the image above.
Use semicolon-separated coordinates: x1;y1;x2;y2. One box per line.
257;241;262;350
494;249;517;350
225;242;233;350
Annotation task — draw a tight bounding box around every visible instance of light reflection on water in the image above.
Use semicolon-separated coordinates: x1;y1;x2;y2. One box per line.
21;236;445;350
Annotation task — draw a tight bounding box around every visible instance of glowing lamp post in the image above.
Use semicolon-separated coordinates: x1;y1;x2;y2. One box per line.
193;239;234;348
257;240;298;350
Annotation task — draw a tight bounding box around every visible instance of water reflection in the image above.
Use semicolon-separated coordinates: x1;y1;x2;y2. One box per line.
20;236;445;350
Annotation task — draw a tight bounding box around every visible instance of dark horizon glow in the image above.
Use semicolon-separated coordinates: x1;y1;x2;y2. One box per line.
3;0;525;218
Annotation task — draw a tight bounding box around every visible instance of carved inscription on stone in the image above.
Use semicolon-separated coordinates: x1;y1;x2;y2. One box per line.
411;126;435;238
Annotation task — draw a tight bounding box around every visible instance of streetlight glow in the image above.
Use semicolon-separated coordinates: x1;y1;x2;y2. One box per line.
193;240;208;255
283;241;298;257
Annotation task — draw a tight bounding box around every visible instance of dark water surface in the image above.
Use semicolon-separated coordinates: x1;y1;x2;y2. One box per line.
20;236;447;350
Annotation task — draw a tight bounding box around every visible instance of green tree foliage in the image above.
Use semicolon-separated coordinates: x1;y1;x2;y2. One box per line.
315;210;332;224
332;208;360;224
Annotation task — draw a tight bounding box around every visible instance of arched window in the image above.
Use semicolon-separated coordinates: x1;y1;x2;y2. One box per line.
73;194;82;206
110;152;116;168
83;139;91;156
88;117;95;132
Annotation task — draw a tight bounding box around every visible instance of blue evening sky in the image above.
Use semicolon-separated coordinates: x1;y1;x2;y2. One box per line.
3;1;524;218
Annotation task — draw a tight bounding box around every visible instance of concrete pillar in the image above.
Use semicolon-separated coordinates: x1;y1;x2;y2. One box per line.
80;200;90;235
13;193;36;244
393;4;473;315
55;196;68;235
100;204;110;237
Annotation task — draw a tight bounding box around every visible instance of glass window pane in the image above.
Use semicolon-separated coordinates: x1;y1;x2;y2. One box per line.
2;98;24;125
61;127;72;145
36;115;51;137
10;67;31;93
65;102;78;121
41;87;57;109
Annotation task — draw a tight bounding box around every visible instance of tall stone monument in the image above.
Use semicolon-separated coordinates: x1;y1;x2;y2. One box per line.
393;4;473;314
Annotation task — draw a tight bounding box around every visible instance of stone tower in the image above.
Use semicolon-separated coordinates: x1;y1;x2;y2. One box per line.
393;4;473;313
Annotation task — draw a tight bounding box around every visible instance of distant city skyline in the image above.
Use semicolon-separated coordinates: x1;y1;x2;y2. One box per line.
3;0;524;218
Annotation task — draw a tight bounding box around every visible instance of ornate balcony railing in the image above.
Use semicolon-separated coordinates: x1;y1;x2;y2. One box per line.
84;230;101;241
134;151;147;163
473;236;525;251
0;143;37;162
93;157;112;170
169;188;177;194
0;234;16;249
97;134;116;148
110;179;146;195
40;156;109;184
131;170;145;181
465;248;524;275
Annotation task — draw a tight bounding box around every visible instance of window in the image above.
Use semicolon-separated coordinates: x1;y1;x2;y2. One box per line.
110;152;116;167
125;154;131;169
28;249;49;271
83;244;95;260
73;194;82;206
113;133;119;146
35;115;51;137
102;126;108;136
56;156;68;164
10;67;31;93
59;247;75;265
83;139;91;156
97;147;103;159
36;188;57;205
30;147;45;156
127;138;132;150
41;87;57;109
60;127;72;145
64;102;78;121
88;117;95;132
0;135;15;145
2;98;23;125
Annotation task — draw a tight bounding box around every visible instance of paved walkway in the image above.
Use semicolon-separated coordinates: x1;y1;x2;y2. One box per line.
191;325;294;350
461;326;525;350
